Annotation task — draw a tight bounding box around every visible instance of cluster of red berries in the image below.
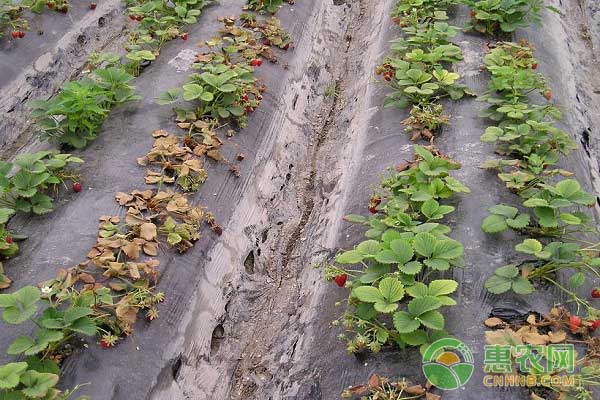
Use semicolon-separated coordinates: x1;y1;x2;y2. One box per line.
240;92;263;114
46;2;67;12
569;315;600;333
375;63;394;82
11;31;25;39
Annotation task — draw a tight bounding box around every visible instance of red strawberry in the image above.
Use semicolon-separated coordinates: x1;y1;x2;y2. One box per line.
262;38;271;46
72;182;82;192
18;31;25;38
100;339;113;349
543;90;552;100
11;31;20;39
241;93;249;102
256;94;263;101
334;274;347;287
129;14;136;20
591;320;600;332
531;63;538;69
5;236;13;244
90;2;96;9
592;288;600;298
245;106;253;113
283;43;290;50
180;33;188;41
250;59;262;67
135;15;143;21
569;315;582;332
383;72;392;82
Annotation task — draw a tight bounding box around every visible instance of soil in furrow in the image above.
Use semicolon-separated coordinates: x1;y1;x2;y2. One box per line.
149;0;390;398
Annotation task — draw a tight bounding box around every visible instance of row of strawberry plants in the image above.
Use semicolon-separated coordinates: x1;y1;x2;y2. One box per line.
324;0;472;361
463;1;600;397
29;0;214;149
375;0;471;143
151;13;291;192
477;40;600;397
0;187;212;398
479;41;599;299
0;7;293;399
1;0;216;275
326;146;469;354
0;1;215;396
123;0;210;75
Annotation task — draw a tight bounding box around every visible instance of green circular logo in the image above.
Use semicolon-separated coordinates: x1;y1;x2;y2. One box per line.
422;338;474;390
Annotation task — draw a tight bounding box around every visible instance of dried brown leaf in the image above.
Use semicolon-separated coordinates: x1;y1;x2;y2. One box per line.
405;385;426;395
484;317;504;328
367;374;380;389
122;242;141;260
143;241;158;256
140;223;157;241
485;329;523;346
548;330;567;343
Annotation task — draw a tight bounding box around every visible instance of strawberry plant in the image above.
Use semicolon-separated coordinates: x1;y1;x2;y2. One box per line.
462;0;558;35
158;16;289;129
0;286;90;399
158;61;255;125
0;361;86;399
0;151;83;215
24;0;69;13
30;67;138;149
138;130;209;192
325;146;467;354
245;0;286;14
240;14;292;49
0;0;28;38
0;286;98;357
123;0;210;75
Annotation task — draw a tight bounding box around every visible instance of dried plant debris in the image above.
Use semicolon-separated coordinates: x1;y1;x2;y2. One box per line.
483;306;600;400
138;129;210;192
342;374;439;400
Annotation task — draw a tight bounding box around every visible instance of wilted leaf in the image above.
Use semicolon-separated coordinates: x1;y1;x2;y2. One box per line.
140;223;157;241
122;242;140;260
485;329;523;346
143;241;158;256
367;374;380;388
405;385;425;395
548;330;567;343
484;317;504;328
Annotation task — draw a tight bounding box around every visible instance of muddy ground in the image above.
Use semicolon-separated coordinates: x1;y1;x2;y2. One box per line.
1;0;600;399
